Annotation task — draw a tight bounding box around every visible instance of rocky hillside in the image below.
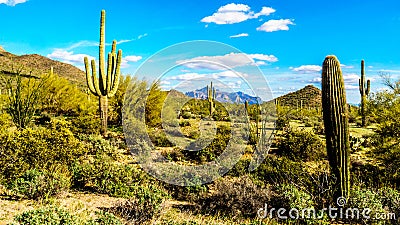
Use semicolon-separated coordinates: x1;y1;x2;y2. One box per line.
0;46;85;84
275;85;322;108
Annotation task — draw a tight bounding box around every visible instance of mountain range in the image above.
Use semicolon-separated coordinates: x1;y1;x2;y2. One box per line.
185;86;262;104
0;46;323;107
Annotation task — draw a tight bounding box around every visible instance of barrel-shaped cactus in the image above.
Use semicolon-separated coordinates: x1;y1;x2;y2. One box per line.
321;55;351;200
359;60;370;127
84;10;122;135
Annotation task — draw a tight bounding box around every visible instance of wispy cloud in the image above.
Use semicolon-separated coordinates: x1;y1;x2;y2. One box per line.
47;50;94;65
229;33;249;38
177;52;278;70
0;0;28;6
256;19;295;32
201;3;275;25
290;65;322;73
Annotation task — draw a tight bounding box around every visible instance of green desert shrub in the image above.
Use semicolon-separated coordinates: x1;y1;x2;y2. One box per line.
347;188;387;224
80;134;119;159
198;175;271;218
252;155;332;204
71;154;162;199
70;114;101;135
108;185;168;224
9;167;71;200
150;132;175;147
277;127;326;161
183;125;231;163
10;206;78;225
0;123;86;182
85;211;123;225
160;221;200;225
271;184;314;210
0;112;12;130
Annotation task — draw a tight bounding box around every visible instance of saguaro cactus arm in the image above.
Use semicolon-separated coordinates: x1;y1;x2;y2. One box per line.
84;57;101;96
107;49;122;97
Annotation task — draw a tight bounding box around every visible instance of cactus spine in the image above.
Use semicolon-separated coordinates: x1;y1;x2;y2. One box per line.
84;10;122;135
359;60;370;127
207;82;216;116
321;56;351;200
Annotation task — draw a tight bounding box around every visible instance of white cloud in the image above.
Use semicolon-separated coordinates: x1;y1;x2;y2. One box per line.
341;64;355;69
201;3;275;25
342;73;360;83
310;73;367;87
291;65;322;73
166;70;247;82
257;19;295;32
177;52;278;70
229;33;249;38
0;0;27;6
47;50;94;65
121;55;143;68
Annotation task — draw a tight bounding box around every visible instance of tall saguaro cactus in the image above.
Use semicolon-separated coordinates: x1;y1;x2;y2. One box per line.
359;60;370;127
321;56;351;200
84;10;122;135
207;82;216;116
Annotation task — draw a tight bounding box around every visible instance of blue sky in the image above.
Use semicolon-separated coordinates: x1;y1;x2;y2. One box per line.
1;0;400;103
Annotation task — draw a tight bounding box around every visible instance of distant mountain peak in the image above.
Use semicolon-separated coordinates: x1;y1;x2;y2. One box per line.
185;86;261;104
0;46;5;52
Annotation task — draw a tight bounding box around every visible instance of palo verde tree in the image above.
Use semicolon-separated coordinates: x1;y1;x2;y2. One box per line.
84;10;122;135
321;55;351;201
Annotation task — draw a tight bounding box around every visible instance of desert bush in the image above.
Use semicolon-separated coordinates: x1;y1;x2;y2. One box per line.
277;127;326;161
275;115;289;130
150;131;175;147
9;167;71;200
179;120;190;127
198;175;271;218
252;155;333;206
80;134;119;159
347;188;387;224
108;185;168;224
71;154;161;199
70;114;101;135
160;221;200;225
0;122;86;182
0;112;13;129
10;206;78;225
378;187;400;215
271;184;314;210
85;211;123;225
183;125;231;163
